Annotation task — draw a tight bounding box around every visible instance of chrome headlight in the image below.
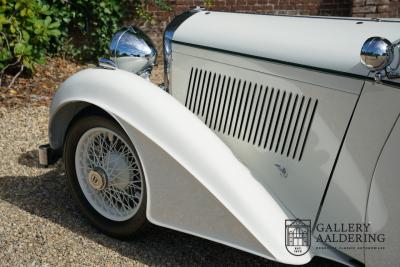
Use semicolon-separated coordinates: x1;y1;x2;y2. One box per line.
360;36;400;80
109;26;157;78
360;37;393;71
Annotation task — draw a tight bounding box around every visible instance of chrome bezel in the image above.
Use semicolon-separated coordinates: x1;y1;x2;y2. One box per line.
360;36;393;71
360;36;400;81
163;7;205;92
108;25;157;77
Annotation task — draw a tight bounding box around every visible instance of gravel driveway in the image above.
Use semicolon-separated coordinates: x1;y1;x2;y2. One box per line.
0;105;343;266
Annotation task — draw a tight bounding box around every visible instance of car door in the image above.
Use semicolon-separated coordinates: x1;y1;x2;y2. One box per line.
317;80;400;263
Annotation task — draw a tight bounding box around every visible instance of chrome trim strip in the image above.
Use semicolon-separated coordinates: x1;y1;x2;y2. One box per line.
98;57;117;70
163;7;205;92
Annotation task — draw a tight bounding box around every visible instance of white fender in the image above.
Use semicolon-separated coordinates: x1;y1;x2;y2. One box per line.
50;68;313;265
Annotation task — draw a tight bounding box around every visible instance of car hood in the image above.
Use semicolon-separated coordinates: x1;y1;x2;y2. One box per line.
173;11;400;77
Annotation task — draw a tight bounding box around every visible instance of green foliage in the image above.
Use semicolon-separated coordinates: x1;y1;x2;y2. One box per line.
45;0;123;61
0;0;215;78
47;0;211;61
0;0;60;72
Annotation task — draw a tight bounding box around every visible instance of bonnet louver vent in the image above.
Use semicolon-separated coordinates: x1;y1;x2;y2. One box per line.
184;67;318;161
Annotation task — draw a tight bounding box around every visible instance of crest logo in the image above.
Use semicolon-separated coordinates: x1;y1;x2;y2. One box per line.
285;219;311;256
274;163;288;178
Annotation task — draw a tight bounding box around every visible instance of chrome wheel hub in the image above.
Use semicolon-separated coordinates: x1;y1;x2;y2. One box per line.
88;168;108;190
75;127;144;221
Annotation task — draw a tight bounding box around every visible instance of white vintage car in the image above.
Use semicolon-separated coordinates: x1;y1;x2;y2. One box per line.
39;8;400;266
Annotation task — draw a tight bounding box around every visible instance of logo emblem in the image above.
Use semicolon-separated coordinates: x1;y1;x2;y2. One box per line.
285;219;311;256
274;163;288;178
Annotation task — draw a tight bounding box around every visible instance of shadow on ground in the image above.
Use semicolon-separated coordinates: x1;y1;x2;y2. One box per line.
0;150;345;266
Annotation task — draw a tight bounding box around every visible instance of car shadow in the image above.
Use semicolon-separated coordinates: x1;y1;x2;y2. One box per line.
0;150;345;266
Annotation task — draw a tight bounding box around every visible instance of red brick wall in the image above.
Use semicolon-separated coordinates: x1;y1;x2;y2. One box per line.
169;0;321;15
353;0;400;17
125;0;400;29
320;0;352;16
141;0;320;28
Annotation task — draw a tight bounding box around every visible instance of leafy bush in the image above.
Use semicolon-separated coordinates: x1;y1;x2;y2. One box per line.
0;0;214;86
48;0;213;61
0;0;60;85
45;0;123;61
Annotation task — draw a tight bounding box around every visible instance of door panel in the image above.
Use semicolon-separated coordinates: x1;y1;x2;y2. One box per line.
171;48;359;222
366;117;400;267
318;81;400;262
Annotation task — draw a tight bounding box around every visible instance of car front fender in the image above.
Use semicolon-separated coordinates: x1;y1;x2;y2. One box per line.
49;68;312;265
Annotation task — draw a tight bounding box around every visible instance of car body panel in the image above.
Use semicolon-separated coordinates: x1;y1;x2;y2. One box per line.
317;81;400;262
171;43;360;223
173;11;400;77
171;43;364;95
366;115;400;266
114;115;272;260
50;68;313;265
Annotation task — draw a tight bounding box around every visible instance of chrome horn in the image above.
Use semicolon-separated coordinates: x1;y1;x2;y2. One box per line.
99;25;157;79
360;37;400;81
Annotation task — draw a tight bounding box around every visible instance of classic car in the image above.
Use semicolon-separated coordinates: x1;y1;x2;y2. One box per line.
38;7;400;266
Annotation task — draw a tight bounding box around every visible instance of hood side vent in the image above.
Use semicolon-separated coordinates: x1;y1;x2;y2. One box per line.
185;67;318;161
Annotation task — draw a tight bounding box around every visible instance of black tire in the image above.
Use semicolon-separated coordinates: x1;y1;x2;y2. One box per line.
64;115;149;240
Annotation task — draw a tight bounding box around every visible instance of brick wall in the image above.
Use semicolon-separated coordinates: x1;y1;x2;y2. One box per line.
138;0;320;28
166;0;321;15
125;0;400;30
353;0;400;17
320;0;352;16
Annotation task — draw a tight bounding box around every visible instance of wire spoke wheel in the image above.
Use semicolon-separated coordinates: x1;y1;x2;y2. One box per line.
75;127;144;222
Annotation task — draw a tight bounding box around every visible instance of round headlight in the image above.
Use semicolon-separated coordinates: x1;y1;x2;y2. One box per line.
109;26;157;77
360;37;393;72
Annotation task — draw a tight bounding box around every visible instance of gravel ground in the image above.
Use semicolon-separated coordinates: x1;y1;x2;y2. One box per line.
0;105;344;266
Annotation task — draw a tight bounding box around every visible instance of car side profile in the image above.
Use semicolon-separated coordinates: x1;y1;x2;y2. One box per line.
39;8;400;266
